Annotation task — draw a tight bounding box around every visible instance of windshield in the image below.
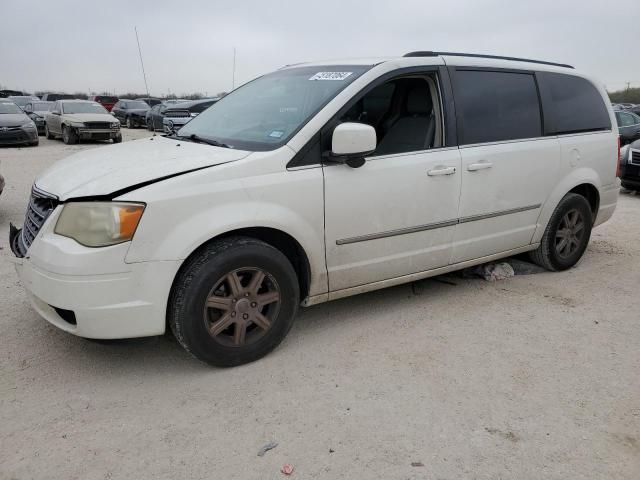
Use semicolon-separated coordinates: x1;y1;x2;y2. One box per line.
178;65;371;150
0;103;23;114
33;102;53;112
127;101;150;109
95;96;118;103
62;102;108;114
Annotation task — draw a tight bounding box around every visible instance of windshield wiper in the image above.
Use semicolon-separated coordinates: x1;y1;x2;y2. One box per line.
176;133;231;149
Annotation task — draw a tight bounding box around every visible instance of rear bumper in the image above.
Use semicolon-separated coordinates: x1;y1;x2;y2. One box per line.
594;181;620;227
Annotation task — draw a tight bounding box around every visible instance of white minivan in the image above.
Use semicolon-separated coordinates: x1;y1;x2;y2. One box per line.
11;52;620;366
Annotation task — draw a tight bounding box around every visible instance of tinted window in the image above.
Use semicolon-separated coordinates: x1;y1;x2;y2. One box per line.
454;70;542;144
538;72;610;134
617;112;638;127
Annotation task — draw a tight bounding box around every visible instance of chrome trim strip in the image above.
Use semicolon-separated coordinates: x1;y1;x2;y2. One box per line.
336;204;541;245
336;219;458;245
458;204;541;223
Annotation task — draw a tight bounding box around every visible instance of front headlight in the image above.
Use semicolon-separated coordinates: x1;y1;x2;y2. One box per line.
21;122;36;129
69;121;85;128
111;122;119;128
190;112;199;117
54;202;145;247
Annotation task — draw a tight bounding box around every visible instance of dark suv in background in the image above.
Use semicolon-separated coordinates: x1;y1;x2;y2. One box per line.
111;100;150;128
621;140;640;191
162;98;218;133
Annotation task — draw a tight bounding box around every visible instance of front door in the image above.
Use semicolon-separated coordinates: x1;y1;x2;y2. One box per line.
323;73;461;292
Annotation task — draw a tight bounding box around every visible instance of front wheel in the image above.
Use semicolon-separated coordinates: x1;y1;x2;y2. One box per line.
113;133;122;144
126;117;133;129
168;237;299;367
62;125;78;145
529;193;593;271
45;124;54;139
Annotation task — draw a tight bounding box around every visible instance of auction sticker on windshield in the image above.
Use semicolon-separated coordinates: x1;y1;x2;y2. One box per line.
309;72;353;81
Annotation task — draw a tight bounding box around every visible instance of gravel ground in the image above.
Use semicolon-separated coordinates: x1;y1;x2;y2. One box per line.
1;131;639;480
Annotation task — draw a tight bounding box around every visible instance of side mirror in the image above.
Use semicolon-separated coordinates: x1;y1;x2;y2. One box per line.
324;122;376;168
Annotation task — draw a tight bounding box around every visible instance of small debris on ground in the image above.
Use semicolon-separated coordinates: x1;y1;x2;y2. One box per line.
281;464;294;475
257;441;278;457
329;448;335;453
411;461;424;467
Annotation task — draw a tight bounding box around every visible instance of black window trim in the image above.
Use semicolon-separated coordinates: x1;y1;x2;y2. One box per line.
448;66;545;147
287;65;457;169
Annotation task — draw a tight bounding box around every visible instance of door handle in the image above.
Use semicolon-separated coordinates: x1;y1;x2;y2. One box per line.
427;166;456;176
467;161;493;171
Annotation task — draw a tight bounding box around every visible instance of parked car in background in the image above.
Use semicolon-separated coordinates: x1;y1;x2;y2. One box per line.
615;110;640;144
9;53;619;367
620;140;640;191
146;103;167;131
41;93;77;102
162;98;218;133
24;101;54;135
0;89;24;98
88;95;119;112
7;95;40;111
111;99;150;128
136;97;162;106
44;100;121;144
0;100;38;146
146;100;191;131
163;99;189;105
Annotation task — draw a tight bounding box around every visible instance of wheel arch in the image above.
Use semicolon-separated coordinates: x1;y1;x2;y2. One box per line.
532;169;602;244
168;226;313;307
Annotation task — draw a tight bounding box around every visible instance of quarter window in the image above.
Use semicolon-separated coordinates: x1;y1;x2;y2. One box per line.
538;72;611;135
454;70;542;145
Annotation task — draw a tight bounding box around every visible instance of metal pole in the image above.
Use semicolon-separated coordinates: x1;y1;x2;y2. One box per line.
135;26;151;99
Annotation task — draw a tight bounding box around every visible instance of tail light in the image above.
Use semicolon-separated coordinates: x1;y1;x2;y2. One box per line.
616;136;621;178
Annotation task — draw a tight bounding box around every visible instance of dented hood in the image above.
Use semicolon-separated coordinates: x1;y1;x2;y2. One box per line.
35;136;250;200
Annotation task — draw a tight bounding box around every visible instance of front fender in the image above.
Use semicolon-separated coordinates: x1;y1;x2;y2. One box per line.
122;165;327;297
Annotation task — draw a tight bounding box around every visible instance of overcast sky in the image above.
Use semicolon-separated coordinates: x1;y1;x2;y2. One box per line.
1;0;638;95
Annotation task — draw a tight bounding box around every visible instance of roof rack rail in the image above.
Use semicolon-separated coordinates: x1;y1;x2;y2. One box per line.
403;51;574;69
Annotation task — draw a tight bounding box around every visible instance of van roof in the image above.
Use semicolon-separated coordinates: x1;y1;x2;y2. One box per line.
281;52;576;73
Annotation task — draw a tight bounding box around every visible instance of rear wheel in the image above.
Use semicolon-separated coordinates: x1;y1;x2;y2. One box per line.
126;116;134;129
529;193;593;271
169;237;299;367
62;125;78;145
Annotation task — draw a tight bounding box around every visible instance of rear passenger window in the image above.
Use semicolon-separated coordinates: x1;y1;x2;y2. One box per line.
454;70;542;145
538;72;611;135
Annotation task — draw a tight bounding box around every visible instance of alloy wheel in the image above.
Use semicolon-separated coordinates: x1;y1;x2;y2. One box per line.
203;268;281;347
555;208;585;259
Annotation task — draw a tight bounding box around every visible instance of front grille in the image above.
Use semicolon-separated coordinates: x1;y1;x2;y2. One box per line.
165;110;190;118
13;186;58;257
0;130;28;142
83;122;112;129
630;149;640;166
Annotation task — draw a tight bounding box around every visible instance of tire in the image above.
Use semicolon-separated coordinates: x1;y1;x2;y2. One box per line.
62;125;78;145
126;117;133;129
169;236;299;367
29;139;39;146
529;193;593;271
147;120;154;131
113;134;122;144
45;124;54;140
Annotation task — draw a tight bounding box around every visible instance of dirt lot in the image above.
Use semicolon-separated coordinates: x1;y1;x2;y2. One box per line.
1;132;639;480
